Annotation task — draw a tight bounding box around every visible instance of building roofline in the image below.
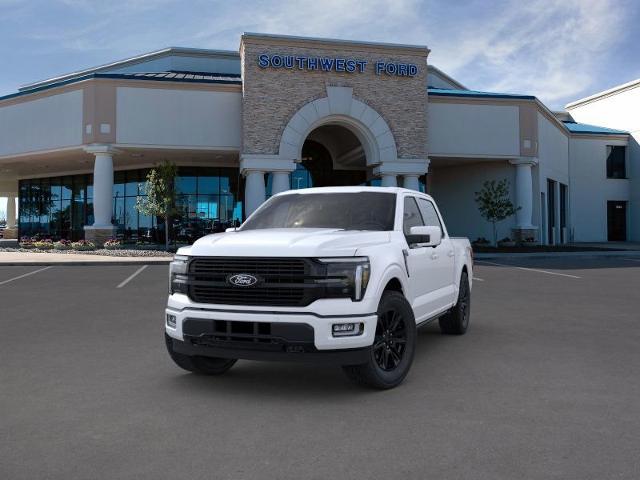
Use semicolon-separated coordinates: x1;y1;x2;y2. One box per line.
565;78;640;109
19;46;240;92
428;88;535;100
2;72;241;103
241;32;430;55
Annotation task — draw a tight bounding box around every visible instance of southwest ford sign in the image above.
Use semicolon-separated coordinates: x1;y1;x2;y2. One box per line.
257;54;418;77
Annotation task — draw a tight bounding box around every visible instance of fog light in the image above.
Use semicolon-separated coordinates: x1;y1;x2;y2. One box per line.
332;322;363;337
166;314;177;328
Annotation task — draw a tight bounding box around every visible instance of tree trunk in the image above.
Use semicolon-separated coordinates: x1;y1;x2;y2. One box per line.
492;221;497;246
164;215;170;251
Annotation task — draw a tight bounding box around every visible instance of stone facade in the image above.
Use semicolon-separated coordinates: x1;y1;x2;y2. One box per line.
84;226;116;247
240;34;429;161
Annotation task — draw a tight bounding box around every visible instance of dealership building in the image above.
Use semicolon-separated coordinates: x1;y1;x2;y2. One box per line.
0;33;637;245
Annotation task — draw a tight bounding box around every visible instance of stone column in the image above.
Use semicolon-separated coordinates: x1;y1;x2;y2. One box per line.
3;195;17;240
84;145;117;245
380;174;398;187
509;158;538;242
6;195;16;229
244;170;266;217
240;154;295;218
271;171;290;195
402;174;421;191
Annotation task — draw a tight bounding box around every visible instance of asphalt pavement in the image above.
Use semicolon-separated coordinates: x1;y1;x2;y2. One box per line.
1;257;639;479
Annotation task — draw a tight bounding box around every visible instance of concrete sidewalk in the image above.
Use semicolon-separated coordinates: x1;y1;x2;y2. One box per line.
0;251;172;266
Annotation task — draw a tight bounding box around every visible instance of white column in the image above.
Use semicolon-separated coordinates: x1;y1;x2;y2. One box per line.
6;195;16;229
509;158;537;229
380;174;397;187
91;151;115;227
244;170;266;216
271;171;290;195
402;174;420;191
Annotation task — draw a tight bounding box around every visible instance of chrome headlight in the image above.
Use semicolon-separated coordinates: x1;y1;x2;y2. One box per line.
169;255;189;294
315;257;371;301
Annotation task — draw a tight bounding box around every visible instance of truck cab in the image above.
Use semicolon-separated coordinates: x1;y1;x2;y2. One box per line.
165;187;473;389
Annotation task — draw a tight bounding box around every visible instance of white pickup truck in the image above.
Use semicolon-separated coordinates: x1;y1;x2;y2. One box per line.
165;187;473;389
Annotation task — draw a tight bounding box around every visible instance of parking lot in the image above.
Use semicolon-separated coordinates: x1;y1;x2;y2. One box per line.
1;256;640;480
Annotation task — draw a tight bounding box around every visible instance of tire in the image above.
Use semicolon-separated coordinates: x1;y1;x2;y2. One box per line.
164;333;237;375
342;291;416;389
439;270;471;335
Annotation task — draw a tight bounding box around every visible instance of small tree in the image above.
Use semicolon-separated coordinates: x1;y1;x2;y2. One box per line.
474;179;519;246
136;161;178;250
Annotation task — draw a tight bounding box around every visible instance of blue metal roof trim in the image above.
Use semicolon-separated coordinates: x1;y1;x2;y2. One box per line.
428;87;536;100
0;72;242;102
562;121;628;135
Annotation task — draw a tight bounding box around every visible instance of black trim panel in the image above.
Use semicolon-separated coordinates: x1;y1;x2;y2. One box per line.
172;306;377;319
170;336;370;366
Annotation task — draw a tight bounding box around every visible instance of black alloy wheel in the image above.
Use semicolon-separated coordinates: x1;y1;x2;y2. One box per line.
373;308;407;371
342;291;416;389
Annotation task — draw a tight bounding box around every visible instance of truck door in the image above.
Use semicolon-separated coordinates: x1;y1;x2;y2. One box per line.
402;196;450;322
416;198;456;309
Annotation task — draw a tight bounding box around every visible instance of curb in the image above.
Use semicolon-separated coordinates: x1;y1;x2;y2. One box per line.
0;259;172;266
475;250;640;260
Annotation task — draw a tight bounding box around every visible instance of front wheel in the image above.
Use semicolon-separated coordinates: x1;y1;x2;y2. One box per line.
165;333;237;375
439;271;471;335
342;291;416;389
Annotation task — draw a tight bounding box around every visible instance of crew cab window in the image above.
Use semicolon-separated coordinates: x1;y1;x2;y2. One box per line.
403;197;425;235
417;198;444;235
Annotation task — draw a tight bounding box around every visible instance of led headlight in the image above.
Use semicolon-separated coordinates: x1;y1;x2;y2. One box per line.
316;257;370;301
169;254;189;294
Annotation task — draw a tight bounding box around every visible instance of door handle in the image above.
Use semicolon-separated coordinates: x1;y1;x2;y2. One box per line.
448;250;455;257
431;253;439;260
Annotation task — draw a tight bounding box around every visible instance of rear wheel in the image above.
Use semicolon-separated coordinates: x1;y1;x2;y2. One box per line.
342;291;416;389
165;333;237;375
439;271;471;335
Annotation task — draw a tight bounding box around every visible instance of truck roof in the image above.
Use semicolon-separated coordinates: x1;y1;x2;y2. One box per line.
276;186;433;198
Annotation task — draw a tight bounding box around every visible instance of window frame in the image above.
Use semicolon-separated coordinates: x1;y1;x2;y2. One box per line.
606;145;627;179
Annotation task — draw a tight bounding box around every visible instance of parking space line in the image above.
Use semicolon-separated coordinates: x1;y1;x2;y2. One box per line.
0;266;52;286
472;277;484;282
476;260;581;279
117;265;148;289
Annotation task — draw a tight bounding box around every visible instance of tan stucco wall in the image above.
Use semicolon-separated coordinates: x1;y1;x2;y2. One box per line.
240;35;429;160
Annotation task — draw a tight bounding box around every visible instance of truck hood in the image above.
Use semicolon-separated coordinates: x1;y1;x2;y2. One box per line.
187;228;391;257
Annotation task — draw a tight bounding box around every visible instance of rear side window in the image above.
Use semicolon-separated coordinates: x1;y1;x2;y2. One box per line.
403;197;425;235
417;198;443;234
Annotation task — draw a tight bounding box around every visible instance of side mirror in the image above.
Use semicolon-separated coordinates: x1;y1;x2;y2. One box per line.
407;225;442;247
225;227;238;232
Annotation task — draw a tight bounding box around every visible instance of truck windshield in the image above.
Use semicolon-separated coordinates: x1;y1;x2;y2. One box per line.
240;192;396;231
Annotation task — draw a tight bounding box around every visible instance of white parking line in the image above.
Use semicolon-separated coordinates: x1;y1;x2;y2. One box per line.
117;265;148;289
0;266;52;286
476;260;581;279
472;277;485;282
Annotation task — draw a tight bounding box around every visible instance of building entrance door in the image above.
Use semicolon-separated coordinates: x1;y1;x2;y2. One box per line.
607;201;627;241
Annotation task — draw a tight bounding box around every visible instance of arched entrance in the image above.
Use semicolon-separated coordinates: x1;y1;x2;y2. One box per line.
298;124;368;188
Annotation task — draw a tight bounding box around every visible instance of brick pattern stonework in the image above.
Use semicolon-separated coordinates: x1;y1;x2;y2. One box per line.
240;36;429;160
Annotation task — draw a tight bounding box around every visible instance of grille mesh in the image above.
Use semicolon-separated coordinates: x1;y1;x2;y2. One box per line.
187;257;312;306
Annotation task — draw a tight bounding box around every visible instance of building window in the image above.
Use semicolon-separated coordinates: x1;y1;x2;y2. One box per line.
18;167;242;244
606;146;626;179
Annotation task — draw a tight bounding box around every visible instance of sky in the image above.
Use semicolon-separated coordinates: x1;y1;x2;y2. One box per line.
0;0;639;107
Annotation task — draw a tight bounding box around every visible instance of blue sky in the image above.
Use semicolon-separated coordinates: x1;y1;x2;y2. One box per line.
1;0;639;109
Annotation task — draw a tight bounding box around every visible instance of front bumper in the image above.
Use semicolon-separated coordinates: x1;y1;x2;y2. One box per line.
165;296;378;353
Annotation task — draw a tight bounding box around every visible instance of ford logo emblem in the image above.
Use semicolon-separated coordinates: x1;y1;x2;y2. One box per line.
227;273;259;287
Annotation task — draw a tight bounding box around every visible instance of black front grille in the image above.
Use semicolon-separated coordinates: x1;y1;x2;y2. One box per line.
183;318;315;352
187;257;319;307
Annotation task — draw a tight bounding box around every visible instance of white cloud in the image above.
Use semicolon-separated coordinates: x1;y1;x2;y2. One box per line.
4;0;635;108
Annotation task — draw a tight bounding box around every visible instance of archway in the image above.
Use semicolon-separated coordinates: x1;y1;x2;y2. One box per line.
298;124;368;188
